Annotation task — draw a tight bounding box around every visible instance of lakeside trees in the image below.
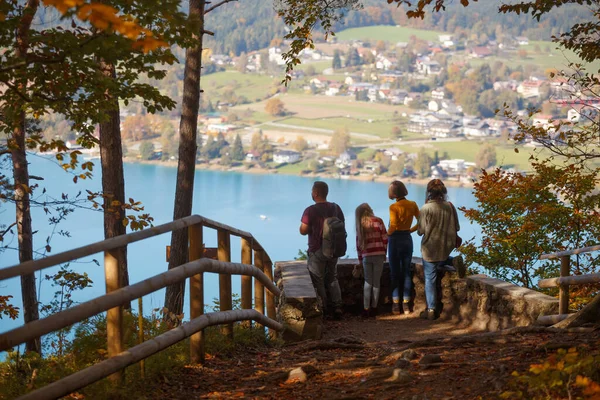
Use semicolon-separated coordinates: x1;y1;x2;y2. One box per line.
0;0;191;351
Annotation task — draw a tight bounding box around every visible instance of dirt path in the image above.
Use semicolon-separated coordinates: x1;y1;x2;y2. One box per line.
145;315;600;400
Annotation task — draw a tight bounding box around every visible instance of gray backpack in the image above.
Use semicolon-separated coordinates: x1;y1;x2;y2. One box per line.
318;204;347;259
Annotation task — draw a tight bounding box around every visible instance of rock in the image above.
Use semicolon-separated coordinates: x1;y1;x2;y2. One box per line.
419;354;443;366
394;359;411;369
300;364;320;377
400;349;418;361
286;367;307;383
385;369;413;384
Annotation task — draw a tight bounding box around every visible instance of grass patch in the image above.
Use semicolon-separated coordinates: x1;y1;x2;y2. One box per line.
336;25;443;43
396;139;536;170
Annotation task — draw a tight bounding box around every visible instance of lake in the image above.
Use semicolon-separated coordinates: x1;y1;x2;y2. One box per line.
0;156;481;339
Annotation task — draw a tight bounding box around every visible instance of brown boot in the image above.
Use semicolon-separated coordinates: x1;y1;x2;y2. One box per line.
392;302;401;315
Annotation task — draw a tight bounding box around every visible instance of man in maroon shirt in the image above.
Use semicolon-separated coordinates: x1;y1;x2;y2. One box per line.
299;181;345;319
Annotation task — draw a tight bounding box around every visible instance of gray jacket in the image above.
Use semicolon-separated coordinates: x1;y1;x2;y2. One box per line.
417;200;460;262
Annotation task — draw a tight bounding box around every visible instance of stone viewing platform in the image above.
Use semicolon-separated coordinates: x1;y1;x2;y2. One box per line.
275;258;559;342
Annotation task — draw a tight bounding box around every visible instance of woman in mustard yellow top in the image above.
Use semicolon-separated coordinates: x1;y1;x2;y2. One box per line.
387;180;419;315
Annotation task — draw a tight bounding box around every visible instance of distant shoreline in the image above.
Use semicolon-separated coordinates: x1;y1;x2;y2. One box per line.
124;157;475;189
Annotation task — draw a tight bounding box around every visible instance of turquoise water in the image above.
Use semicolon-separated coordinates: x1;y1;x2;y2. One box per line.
0;156;480;340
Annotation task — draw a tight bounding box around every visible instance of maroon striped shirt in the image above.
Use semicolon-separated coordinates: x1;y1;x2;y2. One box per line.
356;216;388;263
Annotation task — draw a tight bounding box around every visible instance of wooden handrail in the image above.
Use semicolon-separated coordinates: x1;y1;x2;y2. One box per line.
536;244;600;323
538;272;600;289
0;214;271;281
0;259;280;352
540;244;600;260
18;310;283;400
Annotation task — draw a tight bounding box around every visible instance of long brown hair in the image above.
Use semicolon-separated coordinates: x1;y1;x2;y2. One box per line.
426;179;447;202
355;203;375;249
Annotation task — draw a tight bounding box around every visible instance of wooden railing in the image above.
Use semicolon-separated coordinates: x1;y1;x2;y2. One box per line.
0;215;282;400
536;244;600;325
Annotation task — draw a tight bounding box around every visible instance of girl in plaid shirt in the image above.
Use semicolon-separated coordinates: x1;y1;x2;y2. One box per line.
355;203;388;318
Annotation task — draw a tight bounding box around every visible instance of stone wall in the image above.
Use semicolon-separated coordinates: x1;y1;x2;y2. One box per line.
337;258;559;330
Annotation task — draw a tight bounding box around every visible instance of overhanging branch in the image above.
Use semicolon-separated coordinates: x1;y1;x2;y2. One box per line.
205;0;238;14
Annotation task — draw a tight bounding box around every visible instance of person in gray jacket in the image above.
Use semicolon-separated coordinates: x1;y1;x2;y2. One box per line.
417;179;464;320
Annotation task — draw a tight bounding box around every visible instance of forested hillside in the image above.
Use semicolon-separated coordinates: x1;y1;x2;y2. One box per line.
200;0;591;56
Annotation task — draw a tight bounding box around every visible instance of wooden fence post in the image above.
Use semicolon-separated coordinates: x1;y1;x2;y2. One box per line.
241;238;253;328
559;255;571;315
218;230;233;338
189;223;205;363
254;249;265;334
104;249;123;382
137;297;145;378
264;257;277;339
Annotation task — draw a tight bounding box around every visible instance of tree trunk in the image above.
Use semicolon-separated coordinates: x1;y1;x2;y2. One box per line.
99;60;130;308
164;0;206;316
11;112;41;354
10;0;41;354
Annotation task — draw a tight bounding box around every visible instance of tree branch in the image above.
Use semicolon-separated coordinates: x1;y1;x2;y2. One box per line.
0;222;17;239
205;0;238;14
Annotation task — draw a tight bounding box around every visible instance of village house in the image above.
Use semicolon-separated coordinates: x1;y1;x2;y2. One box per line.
384;148;404;160
517;80;545;98
344;74;362;85
463;119;490;137
470;46;493;58
310;76;331;89
389;89;409;105
515;36;529;45
431;87;445;100
206;124;236;134
378;71;403;83
438;34;454;48
325;83;342;96
273;150;301;164
375;56;395;70
347;82;376;94
210;54;232;66
493;80;519;92
415;56;442;75
268;47;286;66
438;159;467;175
335;150;357;168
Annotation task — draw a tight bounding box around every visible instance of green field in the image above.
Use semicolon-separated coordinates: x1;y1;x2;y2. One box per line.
201;72;280;102
396;139;536;170
336;25;443;43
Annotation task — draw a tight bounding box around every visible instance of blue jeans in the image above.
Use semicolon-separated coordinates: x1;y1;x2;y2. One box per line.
388;231;413;302
422;257;453;311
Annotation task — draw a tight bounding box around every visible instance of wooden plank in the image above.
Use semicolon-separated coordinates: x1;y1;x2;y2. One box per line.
104;249;123;382
137;297;145;379
264;258;277;339
19;310;283;400
218;230;233;339
254;249;265;334
536;314;569;326
559;255;570;315
188;223;205;364
241;238;253;328
0;259;280;352
538;272;600;288
540;244;600;260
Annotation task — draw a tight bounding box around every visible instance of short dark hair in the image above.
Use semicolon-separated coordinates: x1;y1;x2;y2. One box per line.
388;180;408;199
313;181;329;199
426;179;447;202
